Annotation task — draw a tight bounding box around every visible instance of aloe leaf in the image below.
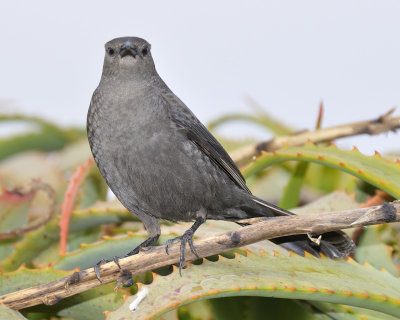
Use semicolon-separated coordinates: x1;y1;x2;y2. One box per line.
207;113;292;136
57;139;93;172
105;251;400;319
32;226;103;267
55;285;128;320
0;114;85;161
0;266;128;320
243;144;400;199
0;190;34;261
55;233;151;271
279;162;309;209
309;301;399;320
0;305;27;320
58;158;107;255
26;284;129;320
291;191;360;215
175;300;213;320
0;207;137;271
0;152;64;191
355;225;398;276
0;265;71;295
209;297;318;320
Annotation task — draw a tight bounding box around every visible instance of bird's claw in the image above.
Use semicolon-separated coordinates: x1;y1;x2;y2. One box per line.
113;256;121;269
165;229;198;276
94;259;108;282
94;256;122;282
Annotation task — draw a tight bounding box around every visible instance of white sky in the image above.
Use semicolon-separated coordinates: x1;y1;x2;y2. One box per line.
0;1;399;154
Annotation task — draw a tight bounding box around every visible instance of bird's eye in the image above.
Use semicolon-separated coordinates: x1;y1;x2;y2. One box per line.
107;47;115;56
142;47;148;56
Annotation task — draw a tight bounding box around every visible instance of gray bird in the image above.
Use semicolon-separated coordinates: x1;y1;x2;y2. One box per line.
87;36;354;281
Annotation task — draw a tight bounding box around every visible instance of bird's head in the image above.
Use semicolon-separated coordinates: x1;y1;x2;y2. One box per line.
101;37;156;80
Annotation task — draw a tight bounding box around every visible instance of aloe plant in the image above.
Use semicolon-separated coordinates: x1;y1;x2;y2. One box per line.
0;113;399;320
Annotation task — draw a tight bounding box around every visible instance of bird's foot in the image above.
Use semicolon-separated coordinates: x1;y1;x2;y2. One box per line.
64;271;81;291
94;256;121;282
115;269;134;290
93;235;160;283
165;229;199;275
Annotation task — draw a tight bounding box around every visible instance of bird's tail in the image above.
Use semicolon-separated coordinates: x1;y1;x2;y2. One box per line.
241;196;355;258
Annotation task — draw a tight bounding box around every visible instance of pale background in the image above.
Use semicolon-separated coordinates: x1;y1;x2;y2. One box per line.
1;1;399;154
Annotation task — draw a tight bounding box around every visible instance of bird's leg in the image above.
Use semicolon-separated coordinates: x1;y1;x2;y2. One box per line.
165;217;206;275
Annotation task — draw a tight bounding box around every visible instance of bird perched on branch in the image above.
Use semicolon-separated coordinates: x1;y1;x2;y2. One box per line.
87;36;354;281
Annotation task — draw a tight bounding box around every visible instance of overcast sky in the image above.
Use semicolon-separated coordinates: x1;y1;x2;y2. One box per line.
0;1;399;154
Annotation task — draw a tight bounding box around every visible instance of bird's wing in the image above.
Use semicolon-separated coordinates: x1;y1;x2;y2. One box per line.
161;90;251;194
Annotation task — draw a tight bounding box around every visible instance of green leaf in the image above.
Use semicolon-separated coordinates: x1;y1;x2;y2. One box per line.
25;284;129;320
0;265;70;296
309;301;399;320
55;233;150;271
207;113;292;136
0;114;85;161
291;191;360;215
0;266;128;320
105;251;400;319
0;207;137;271
0;190;33;260
0;305;27;320
355;226;398;277
279;162;309;209
243;143;400;199
209;297;317;320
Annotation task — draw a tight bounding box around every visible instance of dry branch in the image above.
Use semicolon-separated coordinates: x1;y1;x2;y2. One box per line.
1;201;400;310
231;108;400;166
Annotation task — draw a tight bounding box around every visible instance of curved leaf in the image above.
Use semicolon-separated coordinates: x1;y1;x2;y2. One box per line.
0;114;85;161
0;305;27;320
106;251;400;319
243;143;400;199
0;207;137;271
208;113;292;136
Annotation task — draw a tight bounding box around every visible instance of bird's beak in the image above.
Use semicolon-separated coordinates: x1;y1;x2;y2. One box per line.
119;41;137;58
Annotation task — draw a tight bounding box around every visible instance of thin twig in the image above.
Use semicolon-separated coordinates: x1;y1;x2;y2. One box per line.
231;108;399;166
1;201;399;310
0;180;57;240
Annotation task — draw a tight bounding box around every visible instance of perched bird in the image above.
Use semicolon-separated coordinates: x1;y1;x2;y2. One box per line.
87;36;354;281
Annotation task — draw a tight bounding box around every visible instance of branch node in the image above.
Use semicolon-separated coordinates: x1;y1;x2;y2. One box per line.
42;294;61;306
64;271;81;292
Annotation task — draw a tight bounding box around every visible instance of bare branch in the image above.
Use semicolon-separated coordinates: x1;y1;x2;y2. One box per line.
231;108;400;166
1;201;399;310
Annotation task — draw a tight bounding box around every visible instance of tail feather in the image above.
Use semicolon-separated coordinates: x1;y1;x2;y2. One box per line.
245;196;355;258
